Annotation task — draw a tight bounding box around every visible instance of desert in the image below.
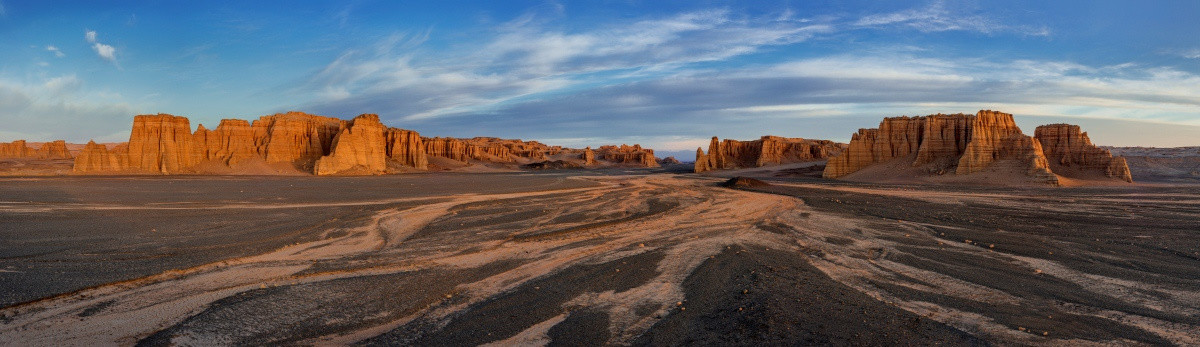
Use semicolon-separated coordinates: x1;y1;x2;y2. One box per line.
4;1;1200;346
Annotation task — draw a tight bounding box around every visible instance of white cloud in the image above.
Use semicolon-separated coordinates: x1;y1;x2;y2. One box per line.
1182;48;1200;59
0;75;142;142
46;45;65;57
856;1;1049;36
0;1;6;17
85;30;118;64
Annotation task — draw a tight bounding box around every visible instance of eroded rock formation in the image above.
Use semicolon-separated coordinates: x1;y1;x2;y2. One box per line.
1;140;73;159
695;136;843;173
1035;124;1133;182
72;112;427;175
73;141;130;173
315;114;389;175
582;147;597;166
823;110;1129;185
596;144;659;168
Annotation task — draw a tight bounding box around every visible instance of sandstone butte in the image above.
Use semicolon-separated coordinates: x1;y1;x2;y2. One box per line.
821;110;1132;184
69;112;659;175
694;136;845;173
1035;124;1133;182
0;140;73;159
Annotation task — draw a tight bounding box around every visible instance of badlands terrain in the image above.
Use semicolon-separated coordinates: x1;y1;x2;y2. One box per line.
2;110;1199;345
1;169;1199;345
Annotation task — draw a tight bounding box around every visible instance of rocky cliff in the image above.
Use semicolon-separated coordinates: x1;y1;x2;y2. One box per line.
314;114;389;175
1035;124;1133;182
695;136;843;173
73;141;130;173
596;144;659;167
1;140;73;159
823;110;1130;185
582;147;597;166
72;112;428;175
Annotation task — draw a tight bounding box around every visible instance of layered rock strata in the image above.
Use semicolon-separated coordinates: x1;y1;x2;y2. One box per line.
695;136;844;173
1;140;73;159
1035;124;1133;182
822;110;1129;184
72;112;426;175
596;144;659;168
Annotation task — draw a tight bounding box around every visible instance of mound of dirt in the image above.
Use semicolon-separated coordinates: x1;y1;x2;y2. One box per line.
721;176;770;188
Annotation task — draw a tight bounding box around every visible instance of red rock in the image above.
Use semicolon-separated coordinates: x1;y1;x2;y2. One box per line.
252;112;346;169
1035;124;1133;182
35;140;72;159
0;140;35;158
823;110;1058;184
386;128;427;170
72;141;129;173
583;147;597;166
695;136;844;173
597;144;659;167
315;114;389;175
126;114;198;174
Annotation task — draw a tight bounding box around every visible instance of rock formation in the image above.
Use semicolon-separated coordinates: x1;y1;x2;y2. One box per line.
659;157;681;165
1;140;72;159
385;128;428;170
822;110;1131;185
72;112;428;175
0;140;34;158
35;141;73;159
1035;124;1133;182
596;144;659;167
695;136;844;173
582;147;597;166
315;114;389;175
73;141;130;173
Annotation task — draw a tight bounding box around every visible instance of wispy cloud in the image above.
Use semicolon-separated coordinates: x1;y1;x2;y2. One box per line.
297;10;831;122
0;75;141;142
1182;48;1200;59
85;30;118;64
0;1;7;17
46;45;65;58
856;1;1049;36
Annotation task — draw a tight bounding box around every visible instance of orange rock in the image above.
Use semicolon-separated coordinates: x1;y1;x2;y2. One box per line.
1035;124;1133;182
695;136;843;173
583;146;597;166
386;128;427;170
34;140;72;159
193;119;257;165
126;114;198;174
72;141;129;173
315;114;389;175
252;112;346;168
823;110;1058;184
0;140;35;158
596;144;658;167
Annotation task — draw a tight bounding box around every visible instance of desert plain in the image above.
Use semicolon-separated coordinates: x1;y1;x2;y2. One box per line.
2;166;1198;345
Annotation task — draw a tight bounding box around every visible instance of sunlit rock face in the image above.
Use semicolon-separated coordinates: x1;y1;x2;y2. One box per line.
695;136;843;173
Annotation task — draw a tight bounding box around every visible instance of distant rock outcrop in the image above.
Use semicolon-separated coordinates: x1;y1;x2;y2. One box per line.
72;112;427;175
659;156;681;165
596;144;659;167
1;140;73;159
73;141;130;173
582;147;597;166
823;110;1130;185
522;160;582;170
1035;124;1132;182
695;136;843;173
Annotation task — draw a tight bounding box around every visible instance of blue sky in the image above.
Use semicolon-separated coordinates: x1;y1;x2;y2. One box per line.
2;1;1198;157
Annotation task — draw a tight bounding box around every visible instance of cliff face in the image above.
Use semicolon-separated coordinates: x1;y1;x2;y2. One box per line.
72;112;428;175
73;141;129;173
1035;124;1133;182
597;144;659;167
822;110;1130;185
582;147;597;166
126;114;198;174
1;140;73;159
695;136;843;173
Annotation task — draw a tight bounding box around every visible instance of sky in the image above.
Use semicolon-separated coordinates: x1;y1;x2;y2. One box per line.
2;0;1198;158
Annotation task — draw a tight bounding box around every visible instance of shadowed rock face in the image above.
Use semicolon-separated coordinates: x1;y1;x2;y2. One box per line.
1036;124;1133;182
695;136;843;173
823;110;1062;184
315;114;389;175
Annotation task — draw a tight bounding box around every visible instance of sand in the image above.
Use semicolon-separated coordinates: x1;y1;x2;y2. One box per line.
1;171;1198;345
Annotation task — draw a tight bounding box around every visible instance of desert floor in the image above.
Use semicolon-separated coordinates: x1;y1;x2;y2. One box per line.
1;170;1198;345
